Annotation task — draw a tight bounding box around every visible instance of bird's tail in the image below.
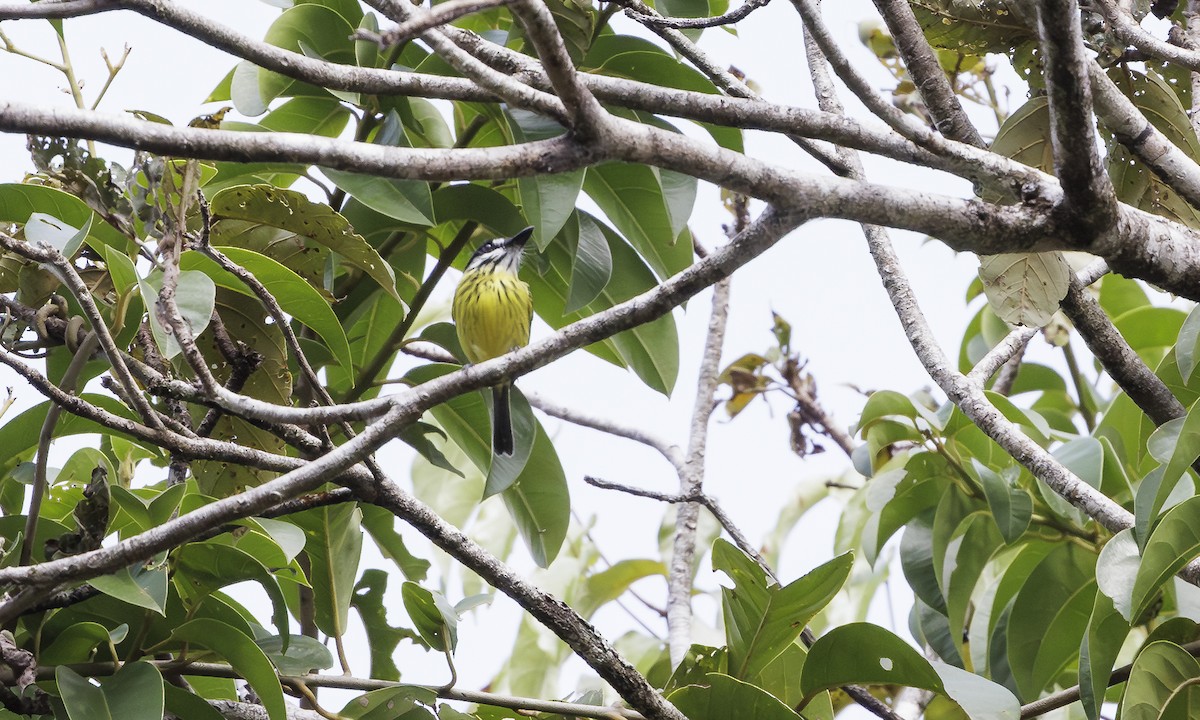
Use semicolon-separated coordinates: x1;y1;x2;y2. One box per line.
492;384;514;456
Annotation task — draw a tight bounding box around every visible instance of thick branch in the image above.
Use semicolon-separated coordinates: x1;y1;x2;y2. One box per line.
871;0;985;146
1034;0;1118;236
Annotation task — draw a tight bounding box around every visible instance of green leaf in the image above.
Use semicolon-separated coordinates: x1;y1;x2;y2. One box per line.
163;684;226;720
714;539;852;681
352;569;416;681
978;252;1071;328
858;390;918;430
1121;641;1200;720
215;246;352;370
253;4;356;107
89;560;168;614
57;661;164;720
1177;305;1200;383
256;634;335;675
405;364;569;566
138;270;216;360
518;172;585;250
324;169;435;227
41;622;124;664
402;582;458;653
1007;542;1097;700
170;619;287;720
431;184;526;237
340;686;438;720
524;212;679;394
975;462;1033;543
1096;528;1141;621
931;662;1022;720
800;623;945;697
1107;68;1200;229
0;183;129;251
583;163;693;280
209;184;402;304
25;211;91;258
669;673;803;720
174;542;290;640
292;504;363;638
564;213;613;314
909;0;1035;53
1130;496;1200;623
578;559;666;618
1079;587;1131;720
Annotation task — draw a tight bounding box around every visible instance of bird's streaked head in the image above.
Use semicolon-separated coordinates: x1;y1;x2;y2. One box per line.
465;227;534;274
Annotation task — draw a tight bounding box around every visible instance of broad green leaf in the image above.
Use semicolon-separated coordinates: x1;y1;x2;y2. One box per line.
352;570;416;681
1121;640;1200;720
174;542;289;640
57;662;164;720
213;246;352;370
577;559;665;618
258;96;350;137
25;212;91;259
340;686;439;720
670;672;803;720
1177;305;1200;382
256;4;356;105
246;517;307;564
402;581;458;653
292;503;363;638
583;163;692;280
138;270;216;360
941;512;1003;659
0;183;129;251
910;0;1035;53
901;512;947;614
431;184;526;238
978;252;1070;328
163;684;226;720
714;539;852;681
988;96;1052;171
1108;68;1200;229
1130;496;1200;623
1096;528;1141;620
324;169;435;227
1079;587;1131;720
41;622;124;664
518;172;585;249
256;634;335;675
0;395;142;480
170;619;286;720
209;184;401;303
975;462;1033;543
564;213;612;314
1007;543;1097;700
524;212;678;394
89;560;168;614
800;623;945;698
858;390;918;430
405;364;568;567
931;662;1021;720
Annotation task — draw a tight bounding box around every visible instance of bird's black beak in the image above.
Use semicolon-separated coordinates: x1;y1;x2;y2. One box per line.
508;226;535;248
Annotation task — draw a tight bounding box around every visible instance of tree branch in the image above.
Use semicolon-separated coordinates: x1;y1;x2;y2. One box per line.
1034;0;1119;237
871;0;985;146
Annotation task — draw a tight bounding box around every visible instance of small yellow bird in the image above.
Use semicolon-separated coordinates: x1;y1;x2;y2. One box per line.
451;227;535;456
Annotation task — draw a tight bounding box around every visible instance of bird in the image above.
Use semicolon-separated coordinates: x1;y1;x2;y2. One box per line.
451;227;535;456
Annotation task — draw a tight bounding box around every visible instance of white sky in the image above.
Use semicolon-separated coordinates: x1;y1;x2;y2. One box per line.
0;1;1054;716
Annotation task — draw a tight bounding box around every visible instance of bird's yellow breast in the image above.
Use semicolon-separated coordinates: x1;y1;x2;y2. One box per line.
452;268;533;364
